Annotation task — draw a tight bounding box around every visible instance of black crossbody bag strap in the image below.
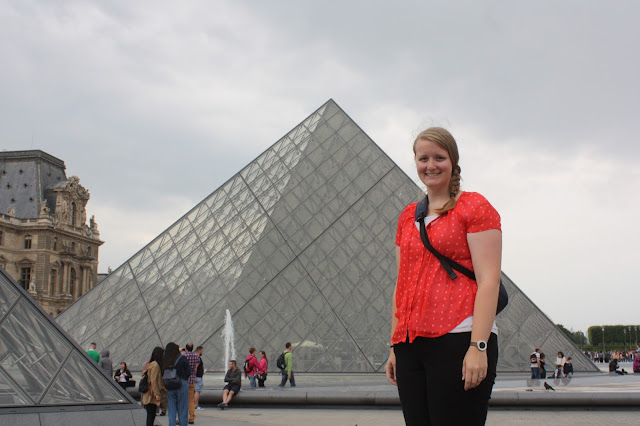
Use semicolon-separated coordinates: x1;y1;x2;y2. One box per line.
414;195;509;315
418;216;475;281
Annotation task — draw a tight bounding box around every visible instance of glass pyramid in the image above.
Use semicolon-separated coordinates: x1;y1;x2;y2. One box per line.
0;267;137;408
56;100;597;373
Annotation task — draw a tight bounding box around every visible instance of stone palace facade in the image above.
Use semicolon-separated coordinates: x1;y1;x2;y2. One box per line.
0;150;103;316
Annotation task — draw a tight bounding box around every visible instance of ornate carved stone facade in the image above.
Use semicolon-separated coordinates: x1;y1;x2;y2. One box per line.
0;150;103;316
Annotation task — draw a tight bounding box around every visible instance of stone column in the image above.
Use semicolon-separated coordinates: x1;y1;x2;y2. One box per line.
81;267;88;296
60;262;68;294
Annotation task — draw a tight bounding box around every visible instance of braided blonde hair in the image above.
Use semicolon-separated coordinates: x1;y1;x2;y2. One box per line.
413;127;461;214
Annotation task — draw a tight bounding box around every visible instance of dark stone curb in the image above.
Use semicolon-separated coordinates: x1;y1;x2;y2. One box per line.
128;388;640;407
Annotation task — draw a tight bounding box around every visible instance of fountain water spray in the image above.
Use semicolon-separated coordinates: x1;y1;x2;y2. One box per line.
222;309;236;371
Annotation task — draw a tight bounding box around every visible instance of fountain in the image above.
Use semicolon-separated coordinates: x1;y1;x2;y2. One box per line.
222;309;236;371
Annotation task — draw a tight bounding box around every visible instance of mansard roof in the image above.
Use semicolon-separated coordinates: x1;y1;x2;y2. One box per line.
0;150;67;218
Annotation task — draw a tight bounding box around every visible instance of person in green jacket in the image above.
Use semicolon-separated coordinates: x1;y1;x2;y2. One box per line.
278;342;296;387
87;342;100;363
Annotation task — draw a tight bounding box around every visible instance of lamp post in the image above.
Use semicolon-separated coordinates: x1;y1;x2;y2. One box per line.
602;327;605;362
629;326;633;350
635;326;638;348
624;329;627;353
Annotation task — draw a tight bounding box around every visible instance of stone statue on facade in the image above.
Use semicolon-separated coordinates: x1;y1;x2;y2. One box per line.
28;278;37;296
39;200;50;217
90;215;99;232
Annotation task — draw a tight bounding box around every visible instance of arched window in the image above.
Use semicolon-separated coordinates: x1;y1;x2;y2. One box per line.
0;230;4;246
71;202;76;226
53;237;58;251
69;268;77;297
24;235;32;249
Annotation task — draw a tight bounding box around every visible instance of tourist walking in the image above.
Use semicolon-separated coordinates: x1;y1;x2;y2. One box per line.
87;342;100;363
184;343;200;424
244;347;259;389
530;348;541;379
385;127;502;425
278;342;296;387
99;349;113;377
142;346;165;426
163;342;190;426
257;351;268;388
194;346;204;410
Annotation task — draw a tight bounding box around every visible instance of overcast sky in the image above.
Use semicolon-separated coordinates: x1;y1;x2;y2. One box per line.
2;0;639;334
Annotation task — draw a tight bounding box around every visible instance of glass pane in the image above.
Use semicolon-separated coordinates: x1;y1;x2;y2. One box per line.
0;299;71;402
41;352;126;405
0;272;19;320
0;368;30;406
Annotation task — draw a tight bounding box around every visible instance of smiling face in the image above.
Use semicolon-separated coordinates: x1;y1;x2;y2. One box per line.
414;138;453;191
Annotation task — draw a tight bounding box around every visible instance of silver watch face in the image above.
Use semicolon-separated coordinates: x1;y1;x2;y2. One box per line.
477;340;487;351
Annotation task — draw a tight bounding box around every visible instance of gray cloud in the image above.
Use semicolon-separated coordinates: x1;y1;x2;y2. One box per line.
1;0;638;331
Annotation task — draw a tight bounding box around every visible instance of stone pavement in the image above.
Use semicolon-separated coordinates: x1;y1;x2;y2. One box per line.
130;363;640;409
149;407;640;426
130;365;640;425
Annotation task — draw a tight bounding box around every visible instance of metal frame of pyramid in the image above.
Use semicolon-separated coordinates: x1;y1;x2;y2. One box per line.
56;99;597;374
0;266;143;424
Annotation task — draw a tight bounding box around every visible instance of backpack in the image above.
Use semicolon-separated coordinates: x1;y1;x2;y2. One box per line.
138;373;149;394
530;353;538;364
244;357;254;375
163;355;183;390
276;352;286;370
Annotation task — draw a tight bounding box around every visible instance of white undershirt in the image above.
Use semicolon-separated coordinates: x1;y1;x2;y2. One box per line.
415;215;499;336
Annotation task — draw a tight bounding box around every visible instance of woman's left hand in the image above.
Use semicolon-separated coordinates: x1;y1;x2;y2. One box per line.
462;347;488;391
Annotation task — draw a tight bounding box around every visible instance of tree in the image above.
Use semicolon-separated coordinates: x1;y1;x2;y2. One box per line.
557;324;588;347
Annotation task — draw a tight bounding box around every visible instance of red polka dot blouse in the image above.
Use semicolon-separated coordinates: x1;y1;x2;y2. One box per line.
392;191;501;344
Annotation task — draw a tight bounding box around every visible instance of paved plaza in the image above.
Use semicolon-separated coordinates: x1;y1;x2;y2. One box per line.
130;362;640;425
149;407;640;426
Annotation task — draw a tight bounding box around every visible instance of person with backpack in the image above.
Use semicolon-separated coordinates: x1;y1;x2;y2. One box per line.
243;347;260;389
278;342;295;387
142;346;165;426
530;348;541;379
384;128;502;425
162;342;190;426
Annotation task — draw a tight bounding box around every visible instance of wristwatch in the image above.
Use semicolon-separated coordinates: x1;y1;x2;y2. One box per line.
470;340;487;351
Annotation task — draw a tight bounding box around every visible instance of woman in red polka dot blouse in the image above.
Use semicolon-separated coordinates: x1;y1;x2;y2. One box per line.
385;127;502;425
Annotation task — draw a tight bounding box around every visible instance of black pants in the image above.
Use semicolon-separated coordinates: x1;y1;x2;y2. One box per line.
394;332;498;426
145;403;157;426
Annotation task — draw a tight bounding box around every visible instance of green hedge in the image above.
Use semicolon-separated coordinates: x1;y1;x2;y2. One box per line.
588;325;640;347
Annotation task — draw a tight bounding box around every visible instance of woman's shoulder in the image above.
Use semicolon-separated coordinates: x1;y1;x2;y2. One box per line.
456;192;499;214
398;202;418;221
457;191;491;206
